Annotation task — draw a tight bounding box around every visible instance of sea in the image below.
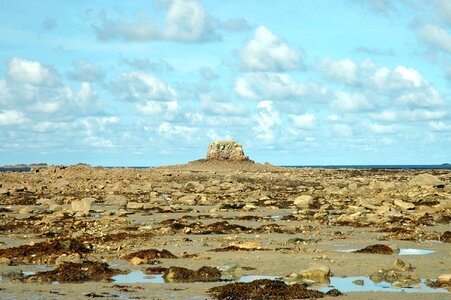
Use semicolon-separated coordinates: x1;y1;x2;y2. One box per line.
1;164;450;172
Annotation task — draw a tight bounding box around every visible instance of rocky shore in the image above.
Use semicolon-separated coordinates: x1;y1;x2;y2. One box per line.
0;142;449;299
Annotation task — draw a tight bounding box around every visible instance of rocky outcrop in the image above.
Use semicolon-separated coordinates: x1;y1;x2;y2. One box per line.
206;141;249;161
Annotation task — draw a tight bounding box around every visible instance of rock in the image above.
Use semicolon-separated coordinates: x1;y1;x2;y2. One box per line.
178;194;200;205
437;274;451;283
14;185;26;192
48;204;63;212
298;264;330;282
126;202;144;210
394;199;415;211
293;195;313;209
71;197;94;216
0;188;9;195
409;174;444;187
353;244;394;255
129;257;146;265
18;207;33;214
229;242;261;250
206;141;249;161
104;195;128;207
352;279;364;286
55;253;81;266
0;257;11;265
394;259;414;272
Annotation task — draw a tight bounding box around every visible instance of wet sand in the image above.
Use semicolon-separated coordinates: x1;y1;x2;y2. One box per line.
0;161;449;299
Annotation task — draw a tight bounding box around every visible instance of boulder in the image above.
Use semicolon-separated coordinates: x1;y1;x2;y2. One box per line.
104;195;128;207
408;174;444;187
394;199;415;211
297;264;330;282
206;141;249;161
71;197;94;215
126;202;144;210
293;195;313;209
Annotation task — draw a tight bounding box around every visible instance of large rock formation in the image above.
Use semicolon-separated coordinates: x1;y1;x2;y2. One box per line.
206;141;249;161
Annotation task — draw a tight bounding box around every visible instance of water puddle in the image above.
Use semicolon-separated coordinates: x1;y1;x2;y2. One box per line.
335;248;435;255
113;271;165;284
270;214;290;220
318;276;448;294
238;275;281;282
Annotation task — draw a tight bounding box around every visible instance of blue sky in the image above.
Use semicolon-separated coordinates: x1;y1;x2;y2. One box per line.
0;0;450;166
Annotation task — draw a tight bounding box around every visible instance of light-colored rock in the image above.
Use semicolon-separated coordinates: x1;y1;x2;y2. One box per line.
48;204;63;212
0;257;11;265
55;253;81;266
298;264;330;281
71;197;94;215
394;199;415;211
437;274;451;283
104;195;128;207
408;174;444;187
293;195;313;209
126;202;144;210
229;242;261;250
129;257;146;265
178;194;200;205
18;207;33;214
0;188;9;195
206;141;249;161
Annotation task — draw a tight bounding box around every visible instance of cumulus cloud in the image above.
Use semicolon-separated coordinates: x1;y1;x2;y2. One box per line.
93;0;245;43
331;91;373;113
8;57;60;87
0;110;26;125
199;94;247;116
429;121;451;131
120;57;174;72
289;114;316;129
368;123;396;134
417;24;451;54
66;59;105;82
253;101;280;143
433;0;451;25
318;57;358;85
353;46;394;56
395;87;443;107
331;123;353;137
158;122;197;139
136;100;180;122
109;71;176;102
235;72;305;100
240;26;301;71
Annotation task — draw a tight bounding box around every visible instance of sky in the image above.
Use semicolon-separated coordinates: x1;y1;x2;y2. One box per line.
0;0;450;166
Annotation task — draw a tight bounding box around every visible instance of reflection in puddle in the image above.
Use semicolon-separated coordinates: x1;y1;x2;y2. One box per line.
318;276;448;294
335;248;436;255
399;248;435;255
238;275;281;282
270;214;290;220
113;271;164;284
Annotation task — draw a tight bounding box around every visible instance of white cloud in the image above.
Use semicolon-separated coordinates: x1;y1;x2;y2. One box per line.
8;57;59;86
240;26;301;71
200;94;247;115
66;59;105;82
331;123;353;137
93;0;226;42
429;121;451;131
158;122;197;138
290;114;316;129
433;0;451;25
396;87;443;107
318;57;358;85
136;100;180;119
0;79;9;104
328;115;339;121
235;72;304;100
0;110;26;125
368;123;396;134
253;101;280;143
369;110;398;122
331;91;373;113
418;24;451;54
110;71;176;102
402;109;447;121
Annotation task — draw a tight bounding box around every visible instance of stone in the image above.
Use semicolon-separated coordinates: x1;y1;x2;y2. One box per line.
437;274;451;283
55;253;81;266
126;202;144;210
0;188;9;195
18;207;33;214
48;204;62;212
408;174;444;187
178;194;200;205
394;199;415;211
206;141;249;161
229;242;261;250
104;195;128;207
293;195;313;209
352;279;364;286
298;264;330;282
129;257;146;265
71;197;94;215
0;257;11;265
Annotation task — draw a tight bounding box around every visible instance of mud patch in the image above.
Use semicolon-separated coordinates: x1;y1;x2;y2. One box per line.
208;279;341;299
25;261;124;283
